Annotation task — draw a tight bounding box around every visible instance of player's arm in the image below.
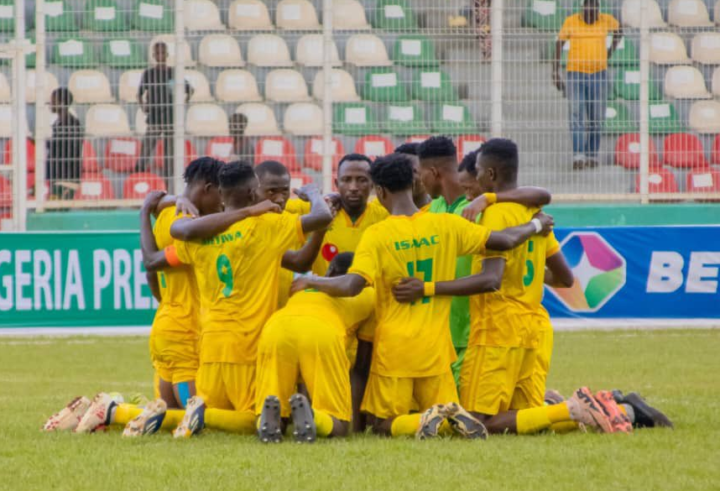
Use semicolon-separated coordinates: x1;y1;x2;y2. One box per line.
140;191;175;272
462;187;551;222
281;230;327;273
147;272;162;302
169;200;281;241
295;185;334;235
485;212;554;251
544;251;574;288
137;72;148;112
152;194;199;218
291;273;366;297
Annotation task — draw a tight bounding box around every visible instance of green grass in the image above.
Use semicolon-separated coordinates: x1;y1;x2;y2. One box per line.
1;330;719;491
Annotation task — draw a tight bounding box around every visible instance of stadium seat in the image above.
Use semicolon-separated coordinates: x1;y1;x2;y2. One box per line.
276;0;321;30
312;69;361;102
687;169;720;194
186;104;229;136
524;0;567;31
68;70;114;104
184;0;225;31
303;137;344;171
105;137;141;173
119;70;143;103
265;69;311;102
216;69;262;102
0;72;9;102
290;172;313;189
133;0;174;32
134;108;147;135
25;70;59;104
152;139;198;169
333;103;377;135
615;133;660;169
199;34;245;67
53;37;95;68
82;140;100;174
3;138;36;173
44;0;79;31
691;33;720;65
668;0;713;27
76;174;116;200
346;34;392;67
714;68;720;97
688;101;720;134
205;137;234;162
84;0;126;31
613;68;661;100
149;35;195;67
411;69;459;102
621;0;666;28
663;133;708;168
0;0;15;33
235;103;281;136
712;134;720;164
247;34;293;67
393;35;439;67
406;135;429;143
372;0;419;31
101;38;145;69
605;101;638;133
332;0;371;30
431;103;478;134
355;136;394;158
609;37;639;67
85;104;132;137
383;103;428;135
716;0;720;24
363;69;408;102
185;70;213;102
283;103;323;136
123;172;166;199
648;101;683;134
664;66;710;99
0;175;11;208
296;34;341;67
255;137;299;170
649;33;689;65
228;0;273;30
456;135;486;159
0;105;29;138
635;168;679;195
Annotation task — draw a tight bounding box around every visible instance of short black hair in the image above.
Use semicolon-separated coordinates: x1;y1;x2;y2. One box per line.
370;153;414;193
480;138;519;182
255;160;289;179
418;136;456;160
394;142;419;156
328;252;354;276
52;87;73;106
218;161;256;188
183;157;223;186
458;149;480;177
337;153;372;174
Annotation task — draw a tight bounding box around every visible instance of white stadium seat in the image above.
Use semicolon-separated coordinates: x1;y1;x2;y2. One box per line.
228;0;273;30
0;73;10;103
283;102;323;136
184;70;214;102
25;70;59;104
691;33;720;65
85;104;132;137
346;34;392;66
235;103;281;136
184;0;225;30
265;69;311;102
247;34;293;67
668;0;713;27
296;34;341;67
199;34;245;67
332;0;371;30
689;100;720;133
186;104;229;136
664;66;710;99
649;32;689;64
312;69;361;102
621;0;666;28
276;0;321;30
215;69;263;102
119;70;144;103
69;70;114;104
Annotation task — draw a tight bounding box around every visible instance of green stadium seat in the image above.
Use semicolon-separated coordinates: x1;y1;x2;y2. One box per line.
555;36;638;68
362;69;408;103
101;38;146;69
44;0;78;32
133;0;174;32
613;68;661;101
84;0;127;32
431;103;478;134
383;103;428;135
393;35;439;67
52;37;96;68
648;101;683;135
572;0;613;14
372;0;418;31
604;101;638;134
411;69;458;102
524;0;566;31
333;103;378;136
0;0;16;33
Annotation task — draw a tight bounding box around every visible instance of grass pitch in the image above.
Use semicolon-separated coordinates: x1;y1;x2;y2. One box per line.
1;329;718;491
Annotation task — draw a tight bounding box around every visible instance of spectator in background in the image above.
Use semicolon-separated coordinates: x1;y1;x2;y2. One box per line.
137;42;193;182
46;87;83;200
553;0;621;170
229;113;254;163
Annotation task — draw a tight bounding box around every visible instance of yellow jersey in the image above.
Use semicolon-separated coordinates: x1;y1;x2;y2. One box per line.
469;203;560;349
558;13;620;74
349;212;491;378
152;206;199;340
174;211;305;364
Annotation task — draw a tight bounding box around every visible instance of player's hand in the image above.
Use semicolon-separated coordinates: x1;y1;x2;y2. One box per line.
293;184;321;201
533;212;554;236
392;277;425;303
290;276;313;295
175;195;199;217
247;199;281;216
462;194;490;222
141;190;166;215
324;192;341;211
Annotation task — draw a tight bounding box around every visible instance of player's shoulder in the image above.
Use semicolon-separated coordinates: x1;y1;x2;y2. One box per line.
599;13;619;25
367;199;390;220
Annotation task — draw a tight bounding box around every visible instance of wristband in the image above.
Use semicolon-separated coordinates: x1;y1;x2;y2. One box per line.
531;218;542;233
423;282;436;297
483;192;497;205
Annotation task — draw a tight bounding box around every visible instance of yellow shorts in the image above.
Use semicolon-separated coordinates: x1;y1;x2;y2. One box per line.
361;370;458;420
459;344;541;416
149;332;199;385
256;315;351;422
532;328;554;402
196;362;256;412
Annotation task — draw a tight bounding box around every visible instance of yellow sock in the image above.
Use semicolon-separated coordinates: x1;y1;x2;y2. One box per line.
205;409;256;434
549;421;580;433
546;402;571;423
390;414;422;437
439;420;453;436
618;405;627;416
112;404;142;425
162;409;185;429
314;410;335;437
516;406;552;434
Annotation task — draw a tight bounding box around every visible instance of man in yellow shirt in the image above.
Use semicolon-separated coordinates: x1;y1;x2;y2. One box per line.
553;0;622;169
292;153;554;440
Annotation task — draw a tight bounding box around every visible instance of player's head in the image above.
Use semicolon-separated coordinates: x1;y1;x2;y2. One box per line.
326;252;354;277
229;113;248;136
153;42;168;64
369;153;414;210
476;138;519;193
395;142;426;200
255;160;291;210
458;149;482;200
183;157;224;215
582;0;599;22
336;153;373;215
50;87;73;113
218;161;258;209
417;136;457;199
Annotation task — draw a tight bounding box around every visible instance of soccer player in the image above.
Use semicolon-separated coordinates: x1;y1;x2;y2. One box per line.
291;153;553;439
458;149;482;201
255;252;375;443
394;142;432;210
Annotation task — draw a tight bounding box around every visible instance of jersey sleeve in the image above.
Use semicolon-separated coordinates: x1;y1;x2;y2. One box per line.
285;198;312;215
604;13;620;31
346;287;375;326
478;206;510;260
546;231;561;258
347;231;379;286
268;212;306;252
172;240;193;266
450;214;492;257
557;15;574;41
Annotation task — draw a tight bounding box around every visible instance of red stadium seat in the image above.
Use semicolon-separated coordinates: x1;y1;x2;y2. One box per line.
0;175;11;208
206;137;234;163
290;172;313;189
3;138;36;173
0;210;10;230
686;168;720;194
82;140;100;174
354;135;393;159
303;137;344;171
105;137;141;173
663;133;707;169
614;134;660;169
406;135;429;143
255;137;298;170
635;168;679;194
712;134;720;165
123;172;167;199
456;135;486;160
155;139;198;170
75;174;116;200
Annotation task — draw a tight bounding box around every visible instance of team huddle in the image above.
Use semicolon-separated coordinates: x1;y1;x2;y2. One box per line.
43;137;672;442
